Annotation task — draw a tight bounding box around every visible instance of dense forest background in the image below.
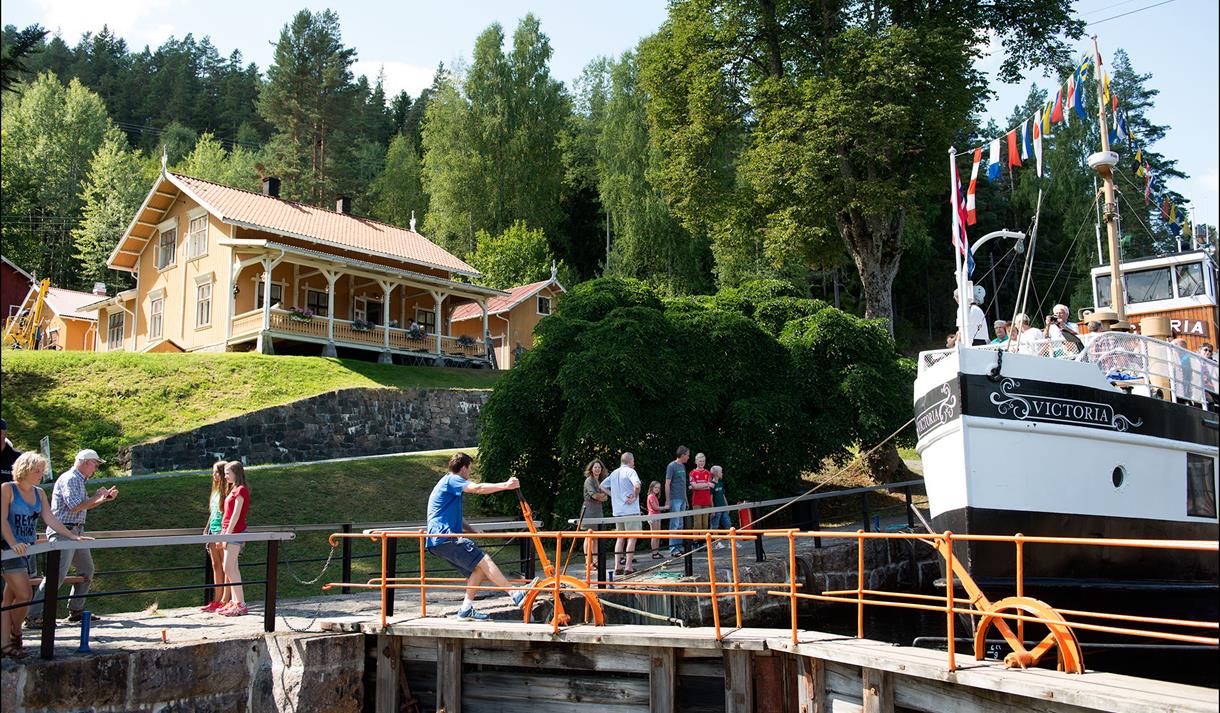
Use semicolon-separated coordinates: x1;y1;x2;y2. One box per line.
1;6;1207;352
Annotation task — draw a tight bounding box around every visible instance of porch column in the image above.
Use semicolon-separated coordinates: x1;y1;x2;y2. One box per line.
480;300;494;368
257;255;275;355
225;255;238;341
378;279;395;364
323;269;339;358
430;290;444;359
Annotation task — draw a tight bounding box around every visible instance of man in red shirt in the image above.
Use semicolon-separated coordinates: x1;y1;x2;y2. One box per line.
688;453;713;533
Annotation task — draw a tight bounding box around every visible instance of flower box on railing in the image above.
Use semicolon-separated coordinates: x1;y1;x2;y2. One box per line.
288;307;315;323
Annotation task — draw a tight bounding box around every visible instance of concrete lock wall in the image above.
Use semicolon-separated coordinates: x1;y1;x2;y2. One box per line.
0;633;364;713
118;387;490;474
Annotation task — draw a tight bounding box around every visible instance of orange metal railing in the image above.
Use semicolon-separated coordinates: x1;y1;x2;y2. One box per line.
324;527;1219;674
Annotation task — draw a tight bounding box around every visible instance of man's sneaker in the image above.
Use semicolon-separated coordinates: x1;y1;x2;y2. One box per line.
456;605;490;621
714;541;726;550
511;577;540;608
67;611;99;623
24;618;42;630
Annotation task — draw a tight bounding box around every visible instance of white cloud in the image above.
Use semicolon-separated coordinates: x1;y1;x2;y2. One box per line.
352;60;434;99
33;0;186;48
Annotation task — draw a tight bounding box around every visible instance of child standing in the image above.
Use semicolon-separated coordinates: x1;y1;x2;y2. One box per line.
688;453;713;533
201;461;230;612
709;466;730;549
645;481;669;559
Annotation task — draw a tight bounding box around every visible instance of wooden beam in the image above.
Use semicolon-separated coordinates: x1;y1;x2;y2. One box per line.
755;655;788;713
375;634;401;713
797;655;824;713
650;647;676;713
862;668;893;713
437;637;462;713
155;190;177;198
724;650;752;713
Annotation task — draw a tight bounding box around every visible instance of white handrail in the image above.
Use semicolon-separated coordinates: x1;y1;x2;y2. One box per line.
1;531;295;560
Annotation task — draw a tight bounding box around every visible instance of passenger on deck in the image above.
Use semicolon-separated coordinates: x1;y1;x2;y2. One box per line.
708;466;730;550
606;452;643;575
990;320;1009;345
580;459;609;557
1046;304;1078;339
688;453;713;534
953;289;989;346
1008;314;1043;354
645;481;668;559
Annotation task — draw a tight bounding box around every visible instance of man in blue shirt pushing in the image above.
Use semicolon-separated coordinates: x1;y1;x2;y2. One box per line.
426;452;536;620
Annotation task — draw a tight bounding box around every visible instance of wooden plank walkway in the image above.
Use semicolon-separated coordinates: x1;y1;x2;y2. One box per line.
320;617;1219;713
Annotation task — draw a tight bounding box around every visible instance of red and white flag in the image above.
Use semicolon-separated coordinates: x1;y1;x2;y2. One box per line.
966;147;981;225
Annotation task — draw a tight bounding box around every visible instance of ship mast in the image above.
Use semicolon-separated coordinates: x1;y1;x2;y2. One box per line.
1090;36;1126;320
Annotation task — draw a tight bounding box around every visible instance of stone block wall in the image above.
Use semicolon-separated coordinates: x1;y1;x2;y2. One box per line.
120;387;490;474
0;633;363;713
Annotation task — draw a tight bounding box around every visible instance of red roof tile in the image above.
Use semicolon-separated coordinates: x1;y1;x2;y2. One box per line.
450;278;554;322
170;173;477;276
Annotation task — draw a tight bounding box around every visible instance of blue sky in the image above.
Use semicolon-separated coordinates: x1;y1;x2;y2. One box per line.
3;0;1216;225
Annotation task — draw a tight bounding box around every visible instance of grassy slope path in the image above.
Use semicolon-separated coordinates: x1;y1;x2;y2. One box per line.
0;351;499;474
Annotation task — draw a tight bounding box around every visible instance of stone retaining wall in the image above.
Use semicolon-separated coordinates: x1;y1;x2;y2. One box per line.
0;632;363;713
119;387;490;474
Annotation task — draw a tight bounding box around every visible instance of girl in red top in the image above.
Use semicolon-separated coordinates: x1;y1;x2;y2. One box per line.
218;461;250;616
645;481;669;559
688;453;714;533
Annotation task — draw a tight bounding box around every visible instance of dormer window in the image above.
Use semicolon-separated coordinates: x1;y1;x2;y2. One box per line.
537;295;552;316
156;219;177;270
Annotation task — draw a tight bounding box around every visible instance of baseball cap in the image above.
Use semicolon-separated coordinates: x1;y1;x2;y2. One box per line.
75;449;107;464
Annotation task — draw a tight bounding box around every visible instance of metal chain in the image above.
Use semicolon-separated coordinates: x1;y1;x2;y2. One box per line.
280;600;328;632
283;542;339;586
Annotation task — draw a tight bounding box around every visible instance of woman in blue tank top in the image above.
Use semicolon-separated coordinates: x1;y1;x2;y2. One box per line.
2;452;91;659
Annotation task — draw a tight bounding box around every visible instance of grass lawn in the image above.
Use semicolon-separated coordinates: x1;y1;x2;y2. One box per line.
0;350;500;475
44;452;520;615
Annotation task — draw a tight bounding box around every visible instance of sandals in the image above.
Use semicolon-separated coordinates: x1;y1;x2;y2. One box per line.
3;635;27;660
219;603;249;617
651;551;662;559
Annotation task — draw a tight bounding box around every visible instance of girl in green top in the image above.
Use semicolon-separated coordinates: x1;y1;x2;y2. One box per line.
201;461;230;612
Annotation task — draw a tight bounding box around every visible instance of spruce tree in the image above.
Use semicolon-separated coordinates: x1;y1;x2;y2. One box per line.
72;128;145;291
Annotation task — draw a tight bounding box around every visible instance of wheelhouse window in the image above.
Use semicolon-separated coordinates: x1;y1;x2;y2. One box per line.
156;227;177;269
149;296;164;340
537;295;552;316
196;282;212;327
187;215;208;259
256;281;283;310
1125;267;1173;304
1187;454;1217;519
1176;263;1205;298
107;312;124;349
1095;276;1113;308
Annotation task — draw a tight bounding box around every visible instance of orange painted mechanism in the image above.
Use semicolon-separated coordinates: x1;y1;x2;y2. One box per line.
515;490;605;627
930;535;1084;673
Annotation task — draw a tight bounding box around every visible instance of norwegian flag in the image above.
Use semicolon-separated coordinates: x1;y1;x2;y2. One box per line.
966;147;981;225
952;157;975;277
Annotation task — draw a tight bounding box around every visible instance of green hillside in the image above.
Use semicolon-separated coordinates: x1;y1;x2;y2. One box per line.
0;351;499;474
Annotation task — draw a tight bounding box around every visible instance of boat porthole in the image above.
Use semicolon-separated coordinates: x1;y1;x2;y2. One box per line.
1111;466;1126;489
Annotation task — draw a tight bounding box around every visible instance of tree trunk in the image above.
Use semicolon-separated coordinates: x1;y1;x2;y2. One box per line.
838;210;903;334
862;441;917;485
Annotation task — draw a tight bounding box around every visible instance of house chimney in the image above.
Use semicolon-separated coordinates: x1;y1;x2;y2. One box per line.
92;282;107;296
336;196;352;214
262;176;281;198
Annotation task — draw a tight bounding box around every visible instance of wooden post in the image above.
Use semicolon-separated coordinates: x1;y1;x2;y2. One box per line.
375;634;401;713
754;656;787;713
431;290;444;356
649;647;676;713
862;667;894;713
724;650;752;713
437;638;463;713
796;655;824;713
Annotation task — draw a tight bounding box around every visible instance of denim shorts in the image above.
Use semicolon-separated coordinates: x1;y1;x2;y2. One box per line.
427;538;486;577
1;552;37;576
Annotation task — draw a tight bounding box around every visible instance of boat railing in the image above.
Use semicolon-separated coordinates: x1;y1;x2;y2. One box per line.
917;335;1218;405
325;526;1219;675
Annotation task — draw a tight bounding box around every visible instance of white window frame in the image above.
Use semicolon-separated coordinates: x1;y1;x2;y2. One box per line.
107;311;125;350
186;208;208;260
149;293;164;340
415;307;437;334
155;217;178;270
536;295;552;316
305;288;329;317
255;280;286;310
196;280;213;328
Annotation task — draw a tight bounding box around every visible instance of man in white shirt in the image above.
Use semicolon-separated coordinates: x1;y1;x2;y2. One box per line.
604;452;642;575
954;289;989;346
1046;303;1079;340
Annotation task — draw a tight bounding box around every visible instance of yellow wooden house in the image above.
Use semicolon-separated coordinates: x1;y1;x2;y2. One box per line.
448;270;565;369
83;170;504;365
10;284;102;351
